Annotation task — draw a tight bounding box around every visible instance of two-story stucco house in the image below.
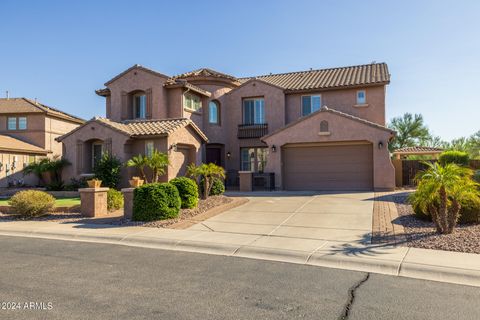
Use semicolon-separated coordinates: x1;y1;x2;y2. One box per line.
0;98;84;187
57;63;396;191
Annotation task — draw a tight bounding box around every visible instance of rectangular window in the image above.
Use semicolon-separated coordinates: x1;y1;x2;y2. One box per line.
240;147;269;172
184;93;202;111
92;143;103;169
7;117;16;130
357;90;366;104
134;94;147;119
18;117;27;130
301;95;321;116
145;141;154;157
243;98;265;124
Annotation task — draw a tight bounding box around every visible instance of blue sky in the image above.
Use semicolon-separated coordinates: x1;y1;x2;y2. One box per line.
1;0;479;140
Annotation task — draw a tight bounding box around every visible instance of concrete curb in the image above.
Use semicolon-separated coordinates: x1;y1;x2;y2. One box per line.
0;225;479;288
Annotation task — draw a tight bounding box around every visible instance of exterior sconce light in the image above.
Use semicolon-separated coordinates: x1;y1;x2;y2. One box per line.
226;151;231;159
271;145;277;152
378;141;384;149
169;143;178;152
250;152;255;159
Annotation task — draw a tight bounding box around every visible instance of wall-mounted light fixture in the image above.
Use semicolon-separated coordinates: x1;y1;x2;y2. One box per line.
226;151;231;159
250;152;255;159
271;145;277;152
378;141;384;149
169;143;178;152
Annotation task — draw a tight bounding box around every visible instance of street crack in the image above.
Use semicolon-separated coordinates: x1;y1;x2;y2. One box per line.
338;273;370;320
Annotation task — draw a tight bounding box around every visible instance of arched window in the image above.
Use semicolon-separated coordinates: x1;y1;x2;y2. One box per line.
133;92;147;119
209;101;220;124
320;120;329;132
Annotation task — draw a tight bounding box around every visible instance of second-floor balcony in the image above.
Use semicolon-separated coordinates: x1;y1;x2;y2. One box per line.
237;123;268;139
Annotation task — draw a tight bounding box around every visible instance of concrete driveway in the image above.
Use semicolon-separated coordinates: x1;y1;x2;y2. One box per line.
188;192;374;243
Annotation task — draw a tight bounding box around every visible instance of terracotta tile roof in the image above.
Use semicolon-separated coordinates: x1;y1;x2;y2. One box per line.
163;79;211;97
0;98;85;124
0;135;49;154
57;117;208;142
392;146;444;154
172;68;238;82
239;63;390;92
262;105;394;141
95;88;111;97
104;64;170;86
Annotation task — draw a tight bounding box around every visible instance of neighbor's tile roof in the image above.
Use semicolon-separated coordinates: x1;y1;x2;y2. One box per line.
57;117;208;142
0;98;85;124
0;135;49;154
393;146;444;154
239;63;390;92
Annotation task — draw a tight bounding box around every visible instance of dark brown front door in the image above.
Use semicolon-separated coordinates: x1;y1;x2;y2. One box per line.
206;146;222;165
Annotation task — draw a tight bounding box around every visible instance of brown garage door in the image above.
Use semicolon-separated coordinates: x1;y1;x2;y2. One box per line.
283;143;373;191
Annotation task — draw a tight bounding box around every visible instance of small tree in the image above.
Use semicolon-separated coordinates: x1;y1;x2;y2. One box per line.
147;150;169;183
93;153;122;189
126;154;149;182
414;162;480;234
187;163;225;199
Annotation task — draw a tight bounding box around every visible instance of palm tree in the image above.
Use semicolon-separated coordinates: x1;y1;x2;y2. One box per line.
187;163;225;199
414;162;480;234
126;154;149;182
388;113;431;151
147;150;169;183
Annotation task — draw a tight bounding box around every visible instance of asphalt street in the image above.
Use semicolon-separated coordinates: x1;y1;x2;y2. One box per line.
0;235;479;320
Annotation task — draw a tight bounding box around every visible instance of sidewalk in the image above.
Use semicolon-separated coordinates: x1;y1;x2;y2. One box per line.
1;220;479;287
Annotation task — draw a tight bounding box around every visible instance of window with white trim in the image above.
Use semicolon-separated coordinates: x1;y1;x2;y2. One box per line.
240;147;269;172
184;92;202;111
243;98;265;124
301;95;321;116
209;101;219;124
18;117;27;130
356;90;366;104
133;93;147;119
7;117;16;130
145;141;154;157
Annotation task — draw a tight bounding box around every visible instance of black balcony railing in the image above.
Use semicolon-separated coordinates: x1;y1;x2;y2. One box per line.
237;123;268;139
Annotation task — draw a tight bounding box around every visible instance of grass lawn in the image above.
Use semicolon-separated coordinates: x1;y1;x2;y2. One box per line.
0;197;81;207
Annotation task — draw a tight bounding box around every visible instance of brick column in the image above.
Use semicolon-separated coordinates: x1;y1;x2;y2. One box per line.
79;187;109;217
239;171;253;192
121;188;135;219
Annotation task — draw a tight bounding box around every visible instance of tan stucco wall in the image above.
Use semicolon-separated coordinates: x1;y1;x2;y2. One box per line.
0;152;41;187
285;86;386;126
45;116;81;156
262;111;395;191
107;68;169;121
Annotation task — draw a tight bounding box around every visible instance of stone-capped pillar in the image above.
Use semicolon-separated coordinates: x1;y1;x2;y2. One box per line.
239;171;253;192
121;188;135;219
79;187;109;217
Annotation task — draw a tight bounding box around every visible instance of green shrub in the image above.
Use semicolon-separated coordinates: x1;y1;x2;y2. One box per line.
408;189;480;223
170;177;198;209
93;153;122;189
9;190;55;218
474;170;480;183
107;189;124;211
64;177;88;191
200;177;225;196
132;183;181;221
439;151;470;167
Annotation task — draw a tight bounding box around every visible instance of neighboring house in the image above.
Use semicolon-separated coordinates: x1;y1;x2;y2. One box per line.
0;98;84;187
58;63;396;190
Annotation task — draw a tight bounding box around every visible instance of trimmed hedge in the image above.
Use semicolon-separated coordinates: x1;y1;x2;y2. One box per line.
107;188;124;211
439;151;470;167
170;177;198;209
132;183;181;221
9;190;55;218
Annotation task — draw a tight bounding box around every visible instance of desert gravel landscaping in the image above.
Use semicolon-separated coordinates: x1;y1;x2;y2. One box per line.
393;193;480;254
0;195;234;228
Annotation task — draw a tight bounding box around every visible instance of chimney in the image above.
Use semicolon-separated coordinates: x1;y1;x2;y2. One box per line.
34;98;37;104
5;91;9;99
